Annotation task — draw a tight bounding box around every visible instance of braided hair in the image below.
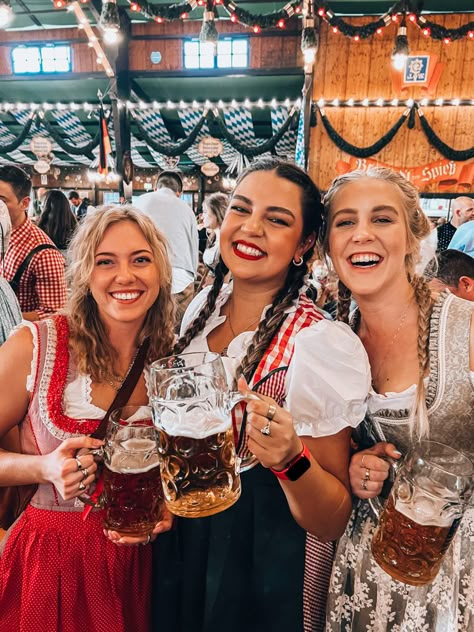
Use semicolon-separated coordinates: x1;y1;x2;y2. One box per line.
322;167;433;438
174;157;324;383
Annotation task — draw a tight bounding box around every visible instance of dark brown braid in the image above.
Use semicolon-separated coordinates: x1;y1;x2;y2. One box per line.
237;261;310;382
175;157;323;383
336;280;352;324
410;274;434;438
173;259;228;354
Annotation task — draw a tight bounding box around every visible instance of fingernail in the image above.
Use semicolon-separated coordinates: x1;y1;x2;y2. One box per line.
393;450;402;456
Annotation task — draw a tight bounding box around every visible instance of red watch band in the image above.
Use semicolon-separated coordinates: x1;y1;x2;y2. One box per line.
270;442;311;480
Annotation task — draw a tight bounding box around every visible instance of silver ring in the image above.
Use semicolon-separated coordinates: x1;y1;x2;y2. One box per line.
260;421;271;436
364;468;370;482
267;404;277;421
81;467;89;479
74;456;83;471
362;479;368;491
141;534;152;546
78;481;86;492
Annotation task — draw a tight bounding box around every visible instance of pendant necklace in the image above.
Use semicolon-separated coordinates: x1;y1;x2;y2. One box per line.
105;347;140;391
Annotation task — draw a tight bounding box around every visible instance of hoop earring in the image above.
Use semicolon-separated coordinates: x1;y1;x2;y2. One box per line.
292;255;304;267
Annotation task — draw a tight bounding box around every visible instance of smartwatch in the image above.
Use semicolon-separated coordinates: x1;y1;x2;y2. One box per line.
270;442;311;481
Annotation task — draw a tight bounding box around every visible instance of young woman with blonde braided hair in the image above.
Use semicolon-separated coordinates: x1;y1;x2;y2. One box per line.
322;168;474;631
153;158;370;632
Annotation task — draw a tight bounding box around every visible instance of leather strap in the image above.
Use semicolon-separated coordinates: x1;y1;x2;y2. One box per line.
9;244;58;294
90;338;150;440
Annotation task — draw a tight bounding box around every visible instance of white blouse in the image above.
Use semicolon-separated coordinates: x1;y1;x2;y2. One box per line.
181;286;371;439
23;322;150;420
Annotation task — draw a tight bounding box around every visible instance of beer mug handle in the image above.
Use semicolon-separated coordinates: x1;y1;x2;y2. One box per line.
76;447;105;508
368;457;401;519
226;391;260;413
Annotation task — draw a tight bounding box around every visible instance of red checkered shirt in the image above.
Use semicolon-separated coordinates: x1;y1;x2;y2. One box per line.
3;217;67;319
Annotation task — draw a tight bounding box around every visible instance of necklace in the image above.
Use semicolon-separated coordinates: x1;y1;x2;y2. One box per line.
227;309;261;339
105;347;140;392
368;297;414;391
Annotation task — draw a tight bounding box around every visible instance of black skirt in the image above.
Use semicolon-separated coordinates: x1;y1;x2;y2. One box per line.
152;464;307;632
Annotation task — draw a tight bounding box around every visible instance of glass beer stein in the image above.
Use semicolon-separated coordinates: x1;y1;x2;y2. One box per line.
370;441;474;586
151;352;257;519
101;405;164;537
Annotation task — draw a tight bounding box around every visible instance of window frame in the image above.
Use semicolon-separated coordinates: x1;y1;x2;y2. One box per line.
11;44;72;75
183;36;249;70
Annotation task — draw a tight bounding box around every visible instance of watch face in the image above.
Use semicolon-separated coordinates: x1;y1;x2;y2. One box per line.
287;455;311;481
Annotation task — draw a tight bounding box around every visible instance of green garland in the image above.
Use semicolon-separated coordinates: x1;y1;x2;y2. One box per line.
210;107;297;157
417;109;474;161
39;114;100;158
221;0;300;29
0;114;36;154
131;110;208;155
318;106;410;158
123;0;474;38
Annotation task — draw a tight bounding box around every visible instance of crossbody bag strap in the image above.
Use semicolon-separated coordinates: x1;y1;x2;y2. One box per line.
9;244;58;294
90;337;151;440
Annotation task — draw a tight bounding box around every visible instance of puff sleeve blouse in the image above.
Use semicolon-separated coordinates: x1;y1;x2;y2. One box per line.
181;286;371;438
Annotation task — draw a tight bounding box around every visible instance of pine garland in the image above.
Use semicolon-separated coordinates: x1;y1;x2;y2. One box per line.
0;113;36;154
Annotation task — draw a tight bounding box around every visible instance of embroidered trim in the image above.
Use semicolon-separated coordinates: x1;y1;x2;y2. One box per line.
39;316;101;440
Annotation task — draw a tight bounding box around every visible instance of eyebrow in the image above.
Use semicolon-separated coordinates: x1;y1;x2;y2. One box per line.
332;205;400;219
231;194;296;219
95;249;153;257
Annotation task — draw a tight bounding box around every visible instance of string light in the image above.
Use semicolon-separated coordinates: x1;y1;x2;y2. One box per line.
200;4;218;49
70;1;114;77
100;0;121;44
0;98;472;115
301;0;318;66
391;15;409;71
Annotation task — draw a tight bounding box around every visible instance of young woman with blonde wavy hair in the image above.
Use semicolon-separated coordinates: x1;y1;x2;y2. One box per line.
0;206;175;631
322;168;474;631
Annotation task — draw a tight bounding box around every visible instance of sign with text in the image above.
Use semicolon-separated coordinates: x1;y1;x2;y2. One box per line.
336;157;474;190
198;137;223;158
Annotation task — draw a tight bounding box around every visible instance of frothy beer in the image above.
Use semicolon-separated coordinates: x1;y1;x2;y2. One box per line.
102;438;163;536
156;413;241;518
371;493;460;585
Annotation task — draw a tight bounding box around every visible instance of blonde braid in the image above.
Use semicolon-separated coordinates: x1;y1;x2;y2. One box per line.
336;280;352;324
173;260;228;354
410;274;434;438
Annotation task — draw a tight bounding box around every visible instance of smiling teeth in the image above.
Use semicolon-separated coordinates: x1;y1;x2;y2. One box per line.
236;243;264;257
111;292;140;300
350;254;381;264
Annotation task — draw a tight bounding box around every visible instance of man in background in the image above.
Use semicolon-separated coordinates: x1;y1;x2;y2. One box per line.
437;197;474;252
135;171;199;324
448;219;474;258
428;249;474;302
0;166;66;321
68;190;90;221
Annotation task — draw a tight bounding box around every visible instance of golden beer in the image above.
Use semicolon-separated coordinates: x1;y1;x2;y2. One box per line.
156;425;241;518
102;437;164;537
371;495;460;586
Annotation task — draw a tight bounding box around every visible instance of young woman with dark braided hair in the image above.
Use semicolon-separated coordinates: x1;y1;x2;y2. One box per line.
153;158;370;632
322;168;474;631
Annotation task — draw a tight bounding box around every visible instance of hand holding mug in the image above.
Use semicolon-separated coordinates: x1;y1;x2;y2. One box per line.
349;442;401;499
42;437;103;501
239;378;302;471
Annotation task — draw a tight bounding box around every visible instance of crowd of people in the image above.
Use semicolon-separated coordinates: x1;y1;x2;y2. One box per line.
0;159;472;632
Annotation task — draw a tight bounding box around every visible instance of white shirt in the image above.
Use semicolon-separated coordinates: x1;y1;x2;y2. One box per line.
135;187;199;294
181;286;371;438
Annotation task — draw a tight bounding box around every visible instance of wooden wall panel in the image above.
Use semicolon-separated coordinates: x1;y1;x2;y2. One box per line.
309;13;474;192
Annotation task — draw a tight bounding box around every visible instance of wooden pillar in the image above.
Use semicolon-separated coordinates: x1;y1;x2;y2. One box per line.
109;8;131;199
